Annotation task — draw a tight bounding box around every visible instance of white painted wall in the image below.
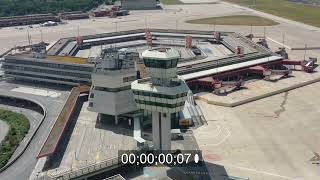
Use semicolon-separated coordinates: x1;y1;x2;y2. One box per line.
88;89;137;115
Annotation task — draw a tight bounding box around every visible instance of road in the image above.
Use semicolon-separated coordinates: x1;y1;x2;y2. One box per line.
0;86;69;180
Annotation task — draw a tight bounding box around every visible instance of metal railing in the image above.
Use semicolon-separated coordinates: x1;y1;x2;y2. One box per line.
177;51;271;75
47;157;120;180
103;174;125;180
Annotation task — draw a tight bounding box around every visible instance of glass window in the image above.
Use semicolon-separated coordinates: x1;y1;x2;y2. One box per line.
166;60;172;69
143;59;176;69
172;59;178;67
142;91;150;96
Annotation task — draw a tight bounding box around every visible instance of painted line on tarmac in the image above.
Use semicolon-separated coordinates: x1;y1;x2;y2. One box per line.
234;165;302;180
211;126;231;146
95;151;101;162
212;124;222;138
215;162;300;180
267;37;292;50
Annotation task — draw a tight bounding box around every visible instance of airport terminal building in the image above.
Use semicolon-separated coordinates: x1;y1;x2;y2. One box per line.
1;29;284;129
3;54;93;86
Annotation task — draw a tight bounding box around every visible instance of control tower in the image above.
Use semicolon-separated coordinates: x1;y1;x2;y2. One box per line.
131;48;189;150
88;48;139;125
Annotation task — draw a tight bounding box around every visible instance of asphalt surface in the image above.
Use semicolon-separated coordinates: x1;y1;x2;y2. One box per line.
0;87;69;180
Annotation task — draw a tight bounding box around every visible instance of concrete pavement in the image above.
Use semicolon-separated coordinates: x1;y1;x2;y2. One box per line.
48;101;136;172
195;82;320;180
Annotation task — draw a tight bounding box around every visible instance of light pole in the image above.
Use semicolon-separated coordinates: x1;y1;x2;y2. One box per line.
114;21;119;32
282;32;285;49
176;19;178;30
145;17;148;29
304;44;307;60
40;30;43;42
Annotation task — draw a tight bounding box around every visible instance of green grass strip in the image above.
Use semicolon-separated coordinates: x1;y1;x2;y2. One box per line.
224;0;320;27
0;109;30;168
186;15;279;26
161;0;184;5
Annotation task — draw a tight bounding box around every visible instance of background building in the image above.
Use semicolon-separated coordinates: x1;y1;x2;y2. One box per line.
3;44;93;86
121;0;157;10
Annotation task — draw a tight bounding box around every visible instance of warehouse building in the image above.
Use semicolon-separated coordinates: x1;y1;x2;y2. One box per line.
121;0;157;10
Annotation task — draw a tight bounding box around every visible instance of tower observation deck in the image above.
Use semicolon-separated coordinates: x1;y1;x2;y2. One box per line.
131;48;189;150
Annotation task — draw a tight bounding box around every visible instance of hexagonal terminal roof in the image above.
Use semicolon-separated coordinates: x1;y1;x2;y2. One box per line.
142;47;180;60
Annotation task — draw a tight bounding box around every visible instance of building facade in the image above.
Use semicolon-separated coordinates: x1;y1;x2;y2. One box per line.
88;48;140;123
3;55;93;86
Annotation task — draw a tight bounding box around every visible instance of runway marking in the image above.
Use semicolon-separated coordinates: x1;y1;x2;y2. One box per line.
210;126;231;146
95;151;101;162
196;123;221;135
203;152;222;161
212;124;222;138
266;37;292;50
310;152;320;162
72;151;78;169
214;162;300;180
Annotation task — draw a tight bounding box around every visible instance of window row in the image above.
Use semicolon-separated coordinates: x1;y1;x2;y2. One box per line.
143;58;178;69
94;85;131;92
123;75;137;83
135;99;185;108
5;72;89;84
3;64;91;79
132;90;187;99
4;58;93;72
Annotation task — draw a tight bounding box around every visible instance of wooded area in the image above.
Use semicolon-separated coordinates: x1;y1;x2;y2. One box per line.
0;0;115;17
